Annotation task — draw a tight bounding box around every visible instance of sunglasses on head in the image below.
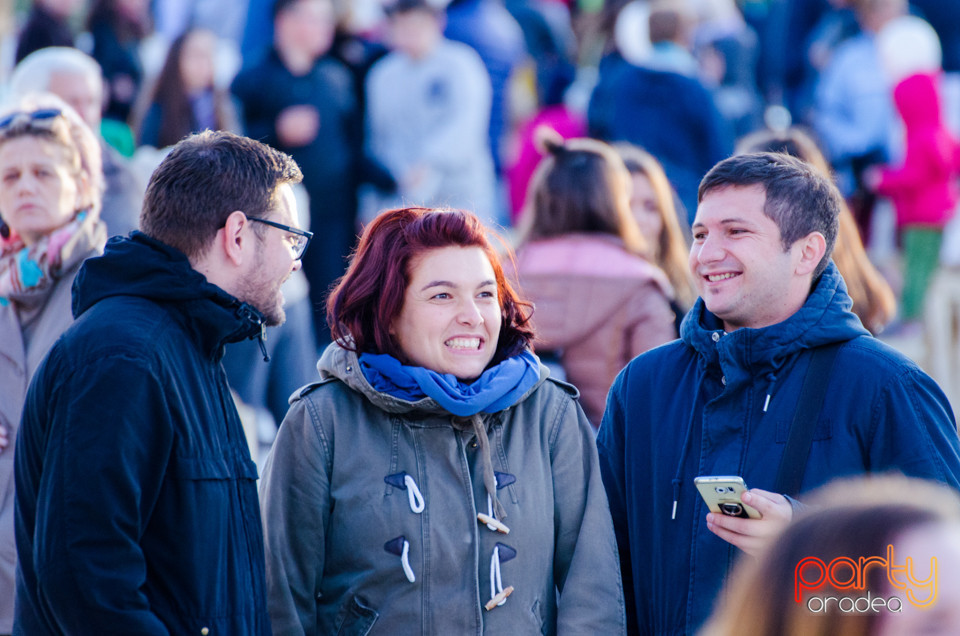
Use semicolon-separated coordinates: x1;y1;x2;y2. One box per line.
0;108;63;132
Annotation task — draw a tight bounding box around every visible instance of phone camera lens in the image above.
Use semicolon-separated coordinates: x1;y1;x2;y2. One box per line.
715;487;725;494
720;502;743;516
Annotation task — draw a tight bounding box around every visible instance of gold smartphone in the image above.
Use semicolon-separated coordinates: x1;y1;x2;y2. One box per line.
694;475;761;519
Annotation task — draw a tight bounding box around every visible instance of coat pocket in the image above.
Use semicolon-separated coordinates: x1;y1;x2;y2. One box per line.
335;596;379;636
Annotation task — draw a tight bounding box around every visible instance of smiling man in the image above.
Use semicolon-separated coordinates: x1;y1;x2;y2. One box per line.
596;152;960;635
14;131;309;634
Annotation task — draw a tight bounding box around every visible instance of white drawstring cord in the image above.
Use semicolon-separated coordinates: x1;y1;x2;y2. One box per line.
477;476;510;533
400;539;415;583
484;544;515;610
489;545;505;607
404;474;425;513
485;493;498;531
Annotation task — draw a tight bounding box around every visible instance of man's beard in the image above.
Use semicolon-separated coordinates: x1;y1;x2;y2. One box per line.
237;256;287;327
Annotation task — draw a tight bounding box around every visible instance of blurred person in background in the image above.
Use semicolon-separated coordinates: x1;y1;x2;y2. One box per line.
0;96;105;635
14;0;81;64
511;130;676;427
10;46;144;239
616;142;696;330
506;56;584;224
232;0;365;345
365;0;498;225
588;0;732;222
690;0;764;138
701;474;960;636
259;206;625;633
812;0;906;241
865;71;960;333
737;126;895;335
137;27;241;148
86;0;152;128
444;0;526;178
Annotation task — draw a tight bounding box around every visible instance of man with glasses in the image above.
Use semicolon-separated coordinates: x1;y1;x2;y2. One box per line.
15;131;309;634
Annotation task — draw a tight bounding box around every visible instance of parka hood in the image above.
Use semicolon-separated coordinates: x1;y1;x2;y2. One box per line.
894;72;943;129
317;342;553;416
72;231;266;355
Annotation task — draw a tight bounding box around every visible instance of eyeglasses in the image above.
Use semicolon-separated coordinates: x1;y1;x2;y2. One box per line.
248;217;314;260
0;108;63;133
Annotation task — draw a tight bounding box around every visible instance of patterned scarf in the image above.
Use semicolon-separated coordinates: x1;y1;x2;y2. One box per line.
0;210;105;310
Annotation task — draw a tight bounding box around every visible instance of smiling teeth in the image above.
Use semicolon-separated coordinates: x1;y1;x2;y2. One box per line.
446;337;481;350
707;273;738;282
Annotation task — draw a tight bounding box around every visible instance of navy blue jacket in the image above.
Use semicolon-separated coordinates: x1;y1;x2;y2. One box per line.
587;54;732;221
597;263;960;635
14;233;271;635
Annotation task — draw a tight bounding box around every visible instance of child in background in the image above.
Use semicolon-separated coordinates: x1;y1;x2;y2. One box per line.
868;14;960;331
867;71;960;329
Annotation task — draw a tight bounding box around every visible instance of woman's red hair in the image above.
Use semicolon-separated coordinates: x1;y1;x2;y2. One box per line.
327;207;534;363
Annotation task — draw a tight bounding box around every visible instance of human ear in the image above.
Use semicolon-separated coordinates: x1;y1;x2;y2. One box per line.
795;232;827;276
219;210;249;267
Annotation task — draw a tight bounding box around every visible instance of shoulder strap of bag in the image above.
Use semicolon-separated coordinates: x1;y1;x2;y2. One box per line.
774;341;845;496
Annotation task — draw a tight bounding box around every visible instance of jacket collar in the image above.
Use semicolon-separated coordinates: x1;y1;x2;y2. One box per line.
680;262;870;378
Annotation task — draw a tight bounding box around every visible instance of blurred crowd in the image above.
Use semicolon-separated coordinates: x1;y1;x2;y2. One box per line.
5;1;960;633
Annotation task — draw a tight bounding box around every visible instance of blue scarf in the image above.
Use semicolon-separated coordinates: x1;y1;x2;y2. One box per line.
359;349;541;416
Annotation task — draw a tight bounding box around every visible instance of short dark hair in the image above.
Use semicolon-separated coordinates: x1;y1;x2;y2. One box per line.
383;0;440;17
140;130;302;259
271;0;309;20
328;207;534;363
698;152;841;278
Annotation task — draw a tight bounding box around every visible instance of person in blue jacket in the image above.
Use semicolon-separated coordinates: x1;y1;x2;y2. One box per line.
597;151;960;636
14;131;311;634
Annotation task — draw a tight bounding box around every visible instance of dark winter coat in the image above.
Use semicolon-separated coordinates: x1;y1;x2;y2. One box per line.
14;232;271;635
597;263;960;635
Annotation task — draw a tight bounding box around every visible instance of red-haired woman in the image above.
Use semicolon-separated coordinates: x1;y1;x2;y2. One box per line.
258;207;625;634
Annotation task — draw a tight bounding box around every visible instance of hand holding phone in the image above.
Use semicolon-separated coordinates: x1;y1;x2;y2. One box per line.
694;475;761;519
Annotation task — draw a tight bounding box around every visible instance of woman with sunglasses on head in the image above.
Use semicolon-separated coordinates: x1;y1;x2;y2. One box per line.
0;95;105;632
259;206;625;634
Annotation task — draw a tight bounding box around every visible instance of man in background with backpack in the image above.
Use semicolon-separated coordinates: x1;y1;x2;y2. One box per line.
597;152;960;635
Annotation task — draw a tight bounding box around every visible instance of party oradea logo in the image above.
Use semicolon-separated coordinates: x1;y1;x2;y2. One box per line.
794;545;936;613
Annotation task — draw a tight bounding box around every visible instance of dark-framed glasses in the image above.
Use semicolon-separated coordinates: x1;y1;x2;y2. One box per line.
248;217;314;260
0;108;63;133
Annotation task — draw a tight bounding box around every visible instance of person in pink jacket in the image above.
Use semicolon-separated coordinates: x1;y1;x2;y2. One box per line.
867;72;960;323
510;129;676;427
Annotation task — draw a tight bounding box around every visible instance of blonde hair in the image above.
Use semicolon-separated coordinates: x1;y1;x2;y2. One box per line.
0;92;104;216
616;143;696;308
701;475;960;636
